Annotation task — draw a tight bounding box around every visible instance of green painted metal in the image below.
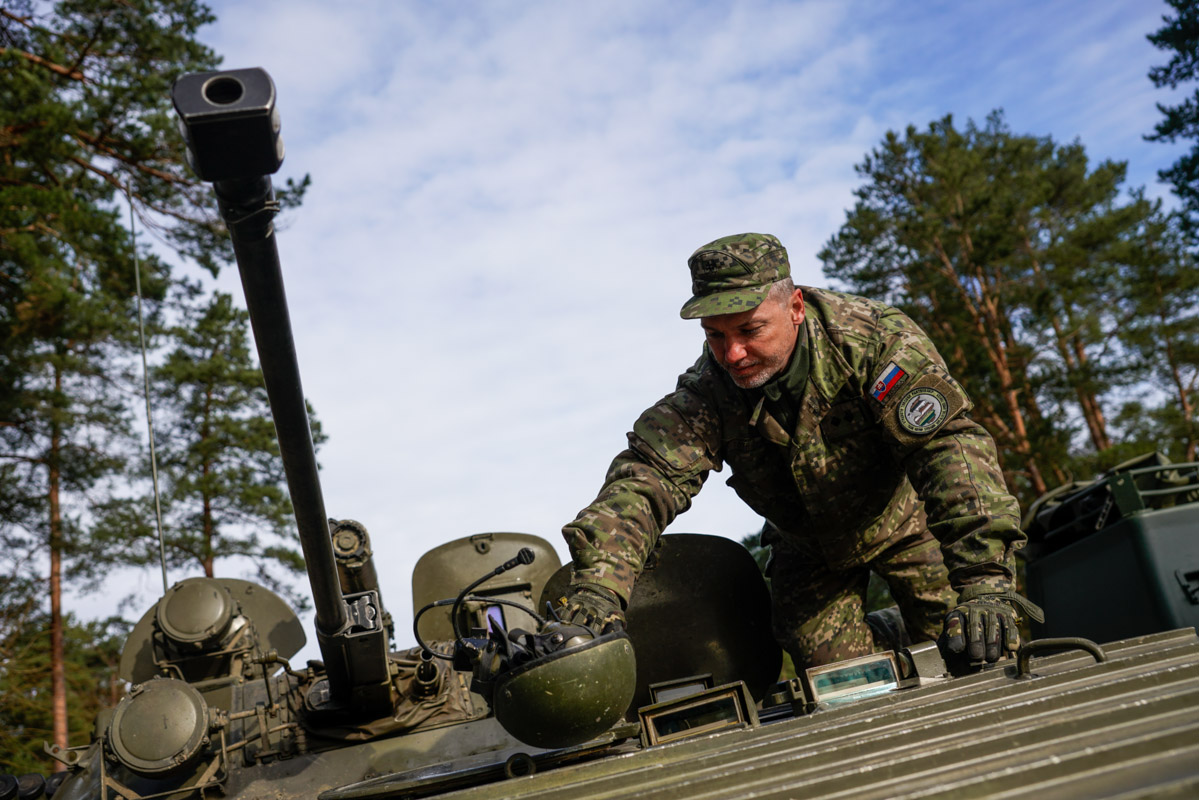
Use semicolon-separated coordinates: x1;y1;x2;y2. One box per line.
1026;458;1199;642
406;631;1199;800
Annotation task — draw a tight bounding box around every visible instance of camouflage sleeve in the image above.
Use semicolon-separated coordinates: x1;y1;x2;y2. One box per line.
866;308;1025;592
562;380;722;604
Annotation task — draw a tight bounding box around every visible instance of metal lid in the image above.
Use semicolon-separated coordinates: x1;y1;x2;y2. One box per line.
108;678;209;776
155;577;235;650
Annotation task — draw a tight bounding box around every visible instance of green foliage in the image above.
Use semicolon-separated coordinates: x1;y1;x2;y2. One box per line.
820;112;1169;503
1;0;218;757
1;0;226;274
154;288;323;596
87;288;323;609
0;0;310;756
1148;0;1199;228
1;0;225;545
0;571;126;773
1111;210;1199;460
739;529;768;572
1146;0;1199;457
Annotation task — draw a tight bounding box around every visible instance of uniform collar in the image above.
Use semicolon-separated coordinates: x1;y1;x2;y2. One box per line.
752;307;856;407
761;325;809;406
746;308;856;446
800;308;854;404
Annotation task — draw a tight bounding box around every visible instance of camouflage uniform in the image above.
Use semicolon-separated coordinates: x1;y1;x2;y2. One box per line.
563;257;1026;669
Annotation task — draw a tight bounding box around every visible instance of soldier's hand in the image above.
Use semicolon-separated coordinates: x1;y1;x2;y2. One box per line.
556;585;626;635
942;585;1044;663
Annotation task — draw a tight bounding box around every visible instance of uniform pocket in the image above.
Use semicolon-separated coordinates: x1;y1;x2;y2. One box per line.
802;408;902;547
724;437;803;527
820;400;875;441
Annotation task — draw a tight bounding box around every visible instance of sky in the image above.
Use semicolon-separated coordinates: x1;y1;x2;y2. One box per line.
76;0;1187;659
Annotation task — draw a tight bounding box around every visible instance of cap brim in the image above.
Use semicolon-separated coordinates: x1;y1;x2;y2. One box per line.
679;284;772;319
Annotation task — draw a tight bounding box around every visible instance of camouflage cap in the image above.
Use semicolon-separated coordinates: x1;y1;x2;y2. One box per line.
680;232;791;319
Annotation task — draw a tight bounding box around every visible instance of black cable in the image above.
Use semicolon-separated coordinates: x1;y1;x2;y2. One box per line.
450;548;536;640
413;595;547;660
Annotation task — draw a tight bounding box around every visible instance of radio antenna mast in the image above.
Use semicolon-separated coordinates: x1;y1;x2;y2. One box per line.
129;182;169;593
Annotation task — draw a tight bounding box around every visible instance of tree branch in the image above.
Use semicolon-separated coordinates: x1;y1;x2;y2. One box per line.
0;47;87;82
72;131;183;184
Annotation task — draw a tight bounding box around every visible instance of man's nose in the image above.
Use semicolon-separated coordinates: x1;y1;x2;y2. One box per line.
726;338;748;363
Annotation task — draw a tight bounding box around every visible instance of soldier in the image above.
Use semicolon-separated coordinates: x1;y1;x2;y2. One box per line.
558;232;1042;670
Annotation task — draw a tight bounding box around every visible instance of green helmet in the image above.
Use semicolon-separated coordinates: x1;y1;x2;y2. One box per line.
491;631;636;749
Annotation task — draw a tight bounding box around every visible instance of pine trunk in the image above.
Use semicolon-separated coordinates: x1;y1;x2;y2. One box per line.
49;380;68;766
1165;338;1197;461
930;234;1048;495
1023;241;1111;453
1151;278;1199;462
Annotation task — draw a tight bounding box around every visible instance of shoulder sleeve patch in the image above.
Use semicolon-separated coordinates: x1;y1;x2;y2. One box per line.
879;370;969;446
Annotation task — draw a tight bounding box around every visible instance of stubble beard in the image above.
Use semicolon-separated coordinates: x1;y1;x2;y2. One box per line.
723;352;787;389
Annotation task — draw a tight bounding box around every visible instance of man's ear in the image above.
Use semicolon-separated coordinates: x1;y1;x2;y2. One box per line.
791;288;805;326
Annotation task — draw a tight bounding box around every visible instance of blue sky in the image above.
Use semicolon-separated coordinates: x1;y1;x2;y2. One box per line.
83;0;1186;653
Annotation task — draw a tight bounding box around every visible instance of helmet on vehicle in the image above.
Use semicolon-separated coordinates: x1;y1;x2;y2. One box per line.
491;630;636;749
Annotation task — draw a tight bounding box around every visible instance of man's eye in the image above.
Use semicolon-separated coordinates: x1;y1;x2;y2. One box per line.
704;330;723;340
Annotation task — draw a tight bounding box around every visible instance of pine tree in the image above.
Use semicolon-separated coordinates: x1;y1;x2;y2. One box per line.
0;568;125;775
1114;209;1199;461
1;0;221;757
0;219;161;764
820;112;1156;502
90;289;323;609
1147;0;1199;228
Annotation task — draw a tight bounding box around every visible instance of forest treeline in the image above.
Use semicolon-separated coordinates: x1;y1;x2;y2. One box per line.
820;110;1198;503
2;0;1198;778
1;0;315;774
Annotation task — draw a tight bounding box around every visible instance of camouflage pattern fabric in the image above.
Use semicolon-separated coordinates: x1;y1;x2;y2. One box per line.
680;232;791;319
563;287;1026;667
767;503;955;670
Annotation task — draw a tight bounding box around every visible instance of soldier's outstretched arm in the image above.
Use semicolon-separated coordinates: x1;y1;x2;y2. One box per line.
561;383;720;608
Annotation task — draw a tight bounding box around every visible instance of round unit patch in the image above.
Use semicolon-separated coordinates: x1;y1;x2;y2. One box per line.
898;388;948;435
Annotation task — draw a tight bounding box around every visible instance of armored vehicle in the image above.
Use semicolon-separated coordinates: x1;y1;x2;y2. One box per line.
5;69;1199;800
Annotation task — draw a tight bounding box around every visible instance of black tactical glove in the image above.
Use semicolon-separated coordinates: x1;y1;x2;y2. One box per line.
555;584;626;635
943;585;1045;663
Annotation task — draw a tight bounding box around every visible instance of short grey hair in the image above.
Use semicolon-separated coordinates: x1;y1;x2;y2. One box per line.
768;277;795;308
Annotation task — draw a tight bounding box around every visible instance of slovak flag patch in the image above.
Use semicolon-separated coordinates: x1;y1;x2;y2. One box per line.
871;362;906;402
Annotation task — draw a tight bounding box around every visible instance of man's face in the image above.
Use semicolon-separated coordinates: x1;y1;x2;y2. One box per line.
701;288;805;389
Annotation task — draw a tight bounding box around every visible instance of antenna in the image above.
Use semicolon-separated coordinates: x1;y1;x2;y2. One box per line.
128;183;169;593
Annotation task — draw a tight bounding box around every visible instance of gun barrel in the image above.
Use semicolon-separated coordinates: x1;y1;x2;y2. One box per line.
213;174;347;638
172;69;368;700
